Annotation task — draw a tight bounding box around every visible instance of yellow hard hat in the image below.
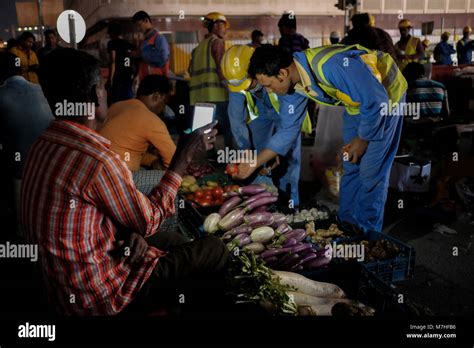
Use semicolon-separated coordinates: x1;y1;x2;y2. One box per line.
203;12;230;29
221;45;254;92
422;39;430;47
399;19;412;29
369;14;375;27
463;26;472;33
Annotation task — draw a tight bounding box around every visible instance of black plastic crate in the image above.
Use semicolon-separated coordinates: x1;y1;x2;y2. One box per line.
177;194;205;240
361;231;416;283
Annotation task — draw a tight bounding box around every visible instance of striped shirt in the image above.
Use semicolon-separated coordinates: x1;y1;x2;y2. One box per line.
407;78;446;118
21;120;181;315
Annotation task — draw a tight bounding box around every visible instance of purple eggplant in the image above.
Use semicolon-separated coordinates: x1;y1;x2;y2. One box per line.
261;246;293;259
275;223;292;235
218;196;242;217
226;234;251;251
239;191;272;207
218;208;245;231
222;191;240;199
282;238;297;248
263;256;278;264
278;253;300;269
271;213;287;228
221;225;252;241
245;196;278;212
291;243;313;254
299;253;318;265
238;184;267;196
284;229;307;242
304;256;332;269
243;212;274;228
252;205;268;213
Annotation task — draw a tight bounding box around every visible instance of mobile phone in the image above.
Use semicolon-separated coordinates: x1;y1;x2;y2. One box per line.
192;103;215;133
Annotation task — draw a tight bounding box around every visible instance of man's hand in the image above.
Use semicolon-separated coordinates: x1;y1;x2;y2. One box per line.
112;232;148;264
341;137;369;164
234;162;256;180
169;121;218;176
259;156;280;175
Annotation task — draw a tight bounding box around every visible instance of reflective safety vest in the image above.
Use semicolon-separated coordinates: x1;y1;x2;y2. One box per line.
189;36;228;105
396;36;421;71
242;90;313;135
303;44;408;115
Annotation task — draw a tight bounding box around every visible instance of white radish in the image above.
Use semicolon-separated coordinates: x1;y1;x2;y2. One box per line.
272;270;346;298
289;292;370;316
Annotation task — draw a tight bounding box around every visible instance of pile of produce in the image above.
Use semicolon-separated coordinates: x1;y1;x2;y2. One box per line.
305;221;345;247
343;239;401;262
185;162;214;179
203;184;333;271
182;179;240;207
228;251;374;316
286;207;329;224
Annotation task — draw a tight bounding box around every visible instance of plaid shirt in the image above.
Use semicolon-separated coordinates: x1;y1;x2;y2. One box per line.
21;120;181;315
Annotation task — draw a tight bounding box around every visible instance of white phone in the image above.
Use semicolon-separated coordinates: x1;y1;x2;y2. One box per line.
192;103;215;133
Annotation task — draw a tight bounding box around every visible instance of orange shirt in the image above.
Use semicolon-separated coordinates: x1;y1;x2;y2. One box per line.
10;46;39;83
99;99;176;171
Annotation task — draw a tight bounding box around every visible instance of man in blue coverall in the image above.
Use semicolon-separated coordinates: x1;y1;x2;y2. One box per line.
221;45;308;206
248;44;407;233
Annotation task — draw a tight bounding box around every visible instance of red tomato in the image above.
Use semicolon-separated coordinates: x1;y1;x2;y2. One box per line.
198;198;212;207
203;189;213;196
211;187;223;198
225;164;239;176
215;197;224;206
194;189;204;198
186;194;195;201
203;194;213;201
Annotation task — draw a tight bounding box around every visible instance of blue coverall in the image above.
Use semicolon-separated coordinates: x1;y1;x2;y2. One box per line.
228;89;307;205
434;41;456;65
293;50;404;233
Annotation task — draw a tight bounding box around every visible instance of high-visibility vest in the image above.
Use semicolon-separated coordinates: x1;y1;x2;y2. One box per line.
189;36;228;105
242;90;313;135
303;44;407;115
396;36;421;71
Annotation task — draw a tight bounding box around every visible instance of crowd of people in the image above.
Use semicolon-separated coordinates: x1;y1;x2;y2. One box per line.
0;9;472;316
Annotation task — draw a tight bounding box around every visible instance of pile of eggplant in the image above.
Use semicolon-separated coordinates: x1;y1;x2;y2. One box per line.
203;184;333;272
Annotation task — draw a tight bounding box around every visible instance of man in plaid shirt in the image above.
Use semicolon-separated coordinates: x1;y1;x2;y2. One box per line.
21;48;229;315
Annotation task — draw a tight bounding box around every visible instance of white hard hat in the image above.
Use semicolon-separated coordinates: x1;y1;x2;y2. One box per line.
330;31;341;39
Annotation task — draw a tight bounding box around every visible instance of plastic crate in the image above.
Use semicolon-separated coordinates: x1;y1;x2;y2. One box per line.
357;266;409;315
361;231;416;283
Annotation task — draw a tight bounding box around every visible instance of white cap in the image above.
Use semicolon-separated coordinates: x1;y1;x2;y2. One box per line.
330;31;340;39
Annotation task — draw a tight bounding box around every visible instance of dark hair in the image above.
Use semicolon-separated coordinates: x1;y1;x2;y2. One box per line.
44;29;56;37
107;22;122;37
39;48;101;117
403;62;426;82
251;30;263;41
248;44;293;78
6;38;18;50
278;13;297;29
137;74;172;96
0;51;21;83
351;13;370;29
132;11;151;23
19;31;35;42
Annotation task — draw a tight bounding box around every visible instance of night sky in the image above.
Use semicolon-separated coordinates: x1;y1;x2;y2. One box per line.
0;0;18;39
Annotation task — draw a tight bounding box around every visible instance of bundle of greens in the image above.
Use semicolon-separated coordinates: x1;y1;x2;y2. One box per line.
227;251;298;315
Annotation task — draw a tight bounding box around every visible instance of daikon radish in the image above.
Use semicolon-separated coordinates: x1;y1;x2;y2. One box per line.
272;270;346;298
289;292;370;316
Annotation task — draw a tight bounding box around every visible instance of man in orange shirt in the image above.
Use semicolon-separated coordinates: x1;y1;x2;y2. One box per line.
10;31;40;83
100;74;176;173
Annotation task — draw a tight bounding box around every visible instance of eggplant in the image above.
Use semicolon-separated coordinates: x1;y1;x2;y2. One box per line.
245;196;278;212
262;256;278;264
275;224;292;235
218;208;245;231
282;238;297;248
290;265;304;272
240;191;272;207
221;225;251;241
250;226;275;243
261;246;293;259
299;253;318;265
271;213;287;229
218;196;242;217
238;184;267;196
278;253;300;269
291;243;313;254
284;229;307;242
222;191;240;199
303;256;331;269
244;212;274;228
243;242;266;254
252;205;268;213
226;234;251;251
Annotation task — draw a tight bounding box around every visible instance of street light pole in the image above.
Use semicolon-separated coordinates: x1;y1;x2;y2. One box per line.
68;11;77;49
37;0;44;44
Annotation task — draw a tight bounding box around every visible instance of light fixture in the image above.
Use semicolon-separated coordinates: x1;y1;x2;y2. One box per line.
28;27;32;30
18;27;22;31
34;26;38;30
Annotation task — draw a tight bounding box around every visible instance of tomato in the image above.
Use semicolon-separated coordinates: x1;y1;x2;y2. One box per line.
203;194;213;201
225;164;239;176
198;197;212;207
194;189;204;198
203;189;213;197
211;186;223;198
186;194;195;201
215;197;224;206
